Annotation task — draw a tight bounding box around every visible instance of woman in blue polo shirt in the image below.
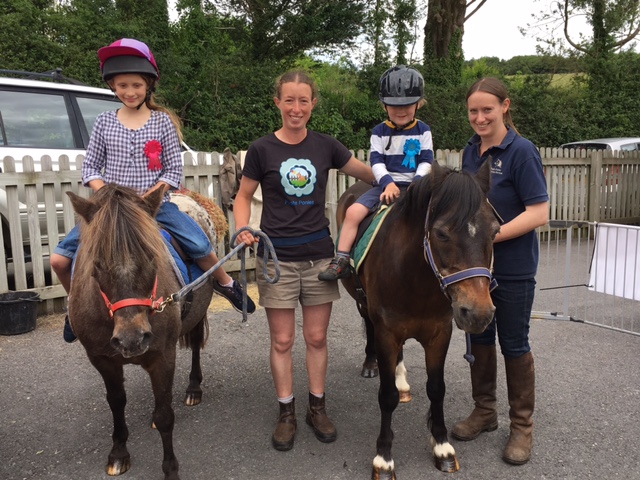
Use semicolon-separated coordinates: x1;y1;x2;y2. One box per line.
451;77;549;466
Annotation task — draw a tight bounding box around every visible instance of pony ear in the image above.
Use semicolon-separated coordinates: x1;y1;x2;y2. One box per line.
429;160;446;185
476;156;492;194
67;191;100;223
142;187;165;218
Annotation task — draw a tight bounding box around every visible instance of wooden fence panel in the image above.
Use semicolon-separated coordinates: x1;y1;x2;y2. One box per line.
1;149;639;308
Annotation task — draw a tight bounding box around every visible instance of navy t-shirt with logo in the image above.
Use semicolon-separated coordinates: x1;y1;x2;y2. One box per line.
243;131;352;261
462;128;549;280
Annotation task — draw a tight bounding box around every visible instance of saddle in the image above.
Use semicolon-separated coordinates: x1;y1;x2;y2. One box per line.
350;205;393;274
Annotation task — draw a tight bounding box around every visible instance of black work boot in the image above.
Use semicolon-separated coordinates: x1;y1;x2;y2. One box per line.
306;392;337;443
272;399;296;451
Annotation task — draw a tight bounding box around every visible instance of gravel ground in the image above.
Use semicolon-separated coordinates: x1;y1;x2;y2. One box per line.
1;281;639;480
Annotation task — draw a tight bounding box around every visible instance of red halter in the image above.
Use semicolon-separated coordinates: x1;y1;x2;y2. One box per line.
100;276;164;318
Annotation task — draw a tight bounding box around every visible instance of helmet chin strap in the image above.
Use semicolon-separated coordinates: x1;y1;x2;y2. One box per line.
384;104;418;150
136;87;155;110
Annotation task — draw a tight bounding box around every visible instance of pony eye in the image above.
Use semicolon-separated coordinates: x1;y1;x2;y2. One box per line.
433;228;449;242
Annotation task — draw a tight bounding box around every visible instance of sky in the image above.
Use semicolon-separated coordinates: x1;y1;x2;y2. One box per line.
461;0;589;60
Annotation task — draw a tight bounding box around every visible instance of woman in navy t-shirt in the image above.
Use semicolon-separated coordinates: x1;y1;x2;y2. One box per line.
451;77;549;466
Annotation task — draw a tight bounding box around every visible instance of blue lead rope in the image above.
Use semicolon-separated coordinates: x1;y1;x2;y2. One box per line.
168;227;280;322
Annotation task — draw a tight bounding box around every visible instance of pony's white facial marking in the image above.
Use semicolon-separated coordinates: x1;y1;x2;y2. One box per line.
468;221;478;238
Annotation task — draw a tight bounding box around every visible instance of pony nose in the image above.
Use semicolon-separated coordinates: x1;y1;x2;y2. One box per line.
452;302;495;334
111;330;153;358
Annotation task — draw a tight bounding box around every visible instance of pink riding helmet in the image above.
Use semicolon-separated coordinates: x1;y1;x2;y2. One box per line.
98;38;159;81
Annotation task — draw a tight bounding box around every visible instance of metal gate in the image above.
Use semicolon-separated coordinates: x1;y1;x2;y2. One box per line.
533;220;640;337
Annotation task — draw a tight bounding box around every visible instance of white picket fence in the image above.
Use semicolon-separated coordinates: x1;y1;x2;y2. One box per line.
1;148;639;313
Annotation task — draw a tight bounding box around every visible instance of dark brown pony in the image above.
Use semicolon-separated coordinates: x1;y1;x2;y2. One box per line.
338;160;499;479
67;185;215;480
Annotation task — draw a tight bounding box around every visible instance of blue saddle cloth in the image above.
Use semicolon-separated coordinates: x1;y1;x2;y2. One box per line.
160;230;205;286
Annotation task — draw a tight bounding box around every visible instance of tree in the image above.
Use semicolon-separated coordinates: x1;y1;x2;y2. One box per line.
390;0;419;64
214;0;367;61
113;0;172;64
0;0;64;73
526;0;640;57
364;0;392;66
423;0;487;86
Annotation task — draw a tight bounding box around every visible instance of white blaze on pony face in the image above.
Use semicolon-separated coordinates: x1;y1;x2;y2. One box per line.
468;221;478;238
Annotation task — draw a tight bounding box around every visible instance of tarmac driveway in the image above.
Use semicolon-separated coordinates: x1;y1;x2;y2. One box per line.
1;284;639;480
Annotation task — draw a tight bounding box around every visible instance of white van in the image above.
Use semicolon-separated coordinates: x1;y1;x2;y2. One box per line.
560;137;640;152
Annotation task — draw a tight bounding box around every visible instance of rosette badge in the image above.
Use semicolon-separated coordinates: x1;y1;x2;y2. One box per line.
144;140;163;170
402;139;421;169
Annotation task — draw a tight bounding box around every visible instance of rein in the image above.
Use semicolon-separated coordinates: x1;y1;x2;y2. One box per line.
98;227;280;322
161;226;280;323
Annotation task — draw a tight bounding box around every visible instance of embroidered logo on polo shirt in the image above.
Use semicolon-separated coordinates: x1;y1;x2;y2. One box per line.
280;158;317;197
491;158;503;175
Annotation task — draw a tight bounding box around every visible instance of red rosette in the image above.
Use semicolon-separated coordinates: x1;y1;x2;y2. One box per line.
144;140;163;171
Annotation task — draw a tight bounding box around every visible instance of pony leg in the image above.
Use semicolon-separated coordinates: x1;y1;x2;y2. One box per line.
184;317;206;406
145;353;180;480
395;348;411;403
89;357;131;476
371;337;401;480
361;315;378;378
424;343;459;473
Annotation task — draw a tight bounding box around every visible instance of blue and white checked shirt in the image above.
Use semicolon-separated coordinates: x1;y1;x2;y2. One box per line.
83;110;183;201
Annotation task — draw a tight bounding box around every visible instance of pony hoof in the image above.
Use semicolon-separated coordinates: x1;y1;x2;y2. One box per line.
398;390;412;403
106;458;131;476
361;363;379;378
184;392;202;406
434;454;460;473
371;466;396;480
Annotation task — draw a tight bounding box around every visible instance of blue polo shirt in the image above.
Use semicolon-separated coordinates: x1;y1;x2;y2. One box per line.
462;129;549;280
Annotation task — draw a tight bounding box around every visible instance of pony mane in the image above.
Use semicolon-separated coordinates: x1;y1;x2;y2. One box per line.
77;186;167;277
397;167;484;231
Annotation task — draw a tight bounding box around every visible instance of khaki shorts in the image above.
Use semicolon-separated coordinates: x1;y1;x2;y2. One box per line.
257;258;340;309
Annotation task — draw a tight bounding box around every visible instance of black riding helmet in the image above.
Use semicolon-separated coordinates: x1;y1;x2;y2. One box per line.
379;65;424;106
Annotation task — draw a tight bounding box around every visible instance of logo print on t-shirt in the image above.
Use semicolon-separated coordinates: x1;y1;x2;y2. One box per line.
280;158;317;197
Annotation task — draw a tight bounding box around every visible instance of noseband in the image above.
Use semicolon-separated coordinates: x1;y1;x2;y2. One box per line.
100;276;165;318
422;200;498;300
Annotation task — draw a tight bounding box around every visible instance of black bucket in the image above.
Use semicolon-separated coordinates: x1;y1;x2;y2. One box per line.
0;291;40;335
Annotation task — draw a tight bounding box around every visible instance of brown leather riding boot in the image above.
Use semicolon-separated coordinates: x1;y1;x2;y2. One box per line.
451;344;498;441
306;392;337;443
272;399;296;451
503;352;535;465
